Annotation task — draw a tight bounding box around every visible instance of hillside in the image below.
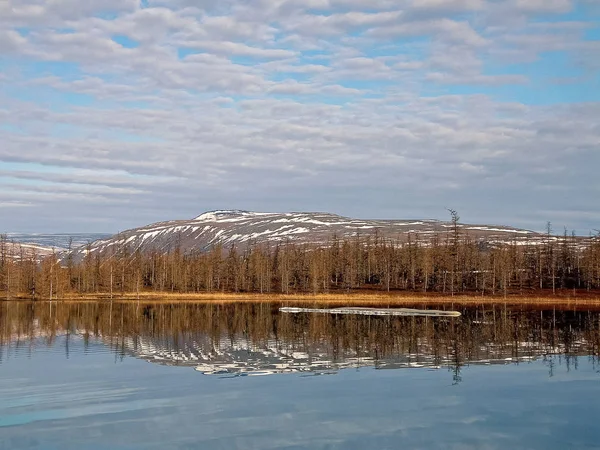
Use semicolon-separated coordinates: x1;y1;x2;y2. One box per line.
1;233;110;262
67;210;547;260
7;233;111;251
2;241;56;261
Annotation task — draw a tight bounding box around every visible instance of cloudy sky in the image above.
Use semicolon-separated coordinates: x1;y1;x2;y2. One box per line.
1;0;599;234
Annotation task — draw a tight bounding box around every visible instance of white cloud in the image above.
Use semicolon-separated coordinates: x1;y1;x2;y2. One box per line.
176;40;296;59
368;19;487;47
411;0;485;10
425;72;528;85
0;30;28;54
511;0;574;14
0;0;140;25
0;0;598;232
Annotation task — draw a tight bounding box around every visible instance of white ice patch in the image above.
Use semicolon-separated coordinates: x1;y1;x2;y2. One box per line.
279;307;461;317
225;234;242;243
344;225;375;229
396;221;425;226
140;230;162;242
209;230;225;242
466;227;531;234
277;227;310;236
193;210;276;222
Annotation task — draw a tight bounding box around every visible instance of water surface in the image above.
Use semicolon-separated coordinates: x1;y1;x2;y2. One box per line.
1;302;599;449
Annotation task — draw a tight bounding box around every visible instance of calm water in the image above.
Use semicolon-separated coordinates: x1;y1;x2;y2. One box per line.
1;302;600;449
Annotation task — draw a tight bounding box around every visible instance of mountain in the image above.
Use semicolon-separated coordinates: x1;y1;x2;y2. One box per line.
2;241;57;260
6;233;111;251
66;210;548;260
2;233;111;261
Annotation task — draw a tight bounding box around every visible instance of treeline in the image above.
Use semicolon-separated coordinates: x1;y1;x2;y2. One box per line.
1;228;600;300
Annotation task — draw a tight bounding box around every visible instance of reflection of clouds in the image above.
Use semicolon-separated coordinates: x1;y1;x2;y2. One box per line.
0;388;162;428
1;335;600;450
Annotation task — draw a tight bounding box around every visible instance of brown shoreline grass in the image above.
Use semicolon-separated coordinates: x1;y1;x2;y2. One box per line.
5;290;600;309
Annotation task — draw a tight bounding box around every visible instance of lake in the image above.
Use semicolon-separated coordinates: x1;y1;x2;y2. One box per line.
1;301;599;449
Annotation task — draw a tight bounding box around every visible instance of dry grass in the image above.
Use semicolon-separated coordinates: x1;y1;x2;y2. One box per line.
6;290;600;309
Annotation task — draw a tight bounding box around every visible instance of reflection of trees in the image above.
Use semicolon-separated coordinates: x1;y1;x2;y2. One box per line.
1;302;599;380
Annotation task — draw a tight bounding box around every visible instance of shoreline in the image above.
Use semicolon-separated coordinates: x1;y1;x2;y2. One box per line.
4;291;600;308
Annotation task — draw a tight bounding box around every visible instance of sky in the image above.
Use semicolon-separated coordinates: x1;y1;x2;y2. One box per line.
0;0;599;234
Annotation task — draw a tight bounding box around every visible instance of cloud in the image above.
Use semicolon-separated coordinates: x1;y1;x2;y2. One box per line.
0;0;598;233
426;72;529;85
367;19;487;47
0;0;140;25
411;0;485;10
176;40;296;59
511;0;574;14
283;10;403;36
0;200;33;208
0;30;28;54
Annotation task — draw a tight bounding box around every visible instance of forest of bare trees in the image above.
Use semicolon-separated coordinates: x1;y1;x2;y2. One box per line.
1;228;600;300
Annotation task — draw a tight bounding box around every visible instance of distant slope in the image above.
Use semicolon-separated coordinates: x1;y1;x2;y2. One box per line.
3;233;111;261
2;241;56;260
7;233;111;251
67;210;545;260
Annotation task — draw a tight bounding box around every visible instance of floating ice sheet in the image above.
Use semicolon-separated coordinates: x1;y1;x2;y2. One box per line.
279;306;461;317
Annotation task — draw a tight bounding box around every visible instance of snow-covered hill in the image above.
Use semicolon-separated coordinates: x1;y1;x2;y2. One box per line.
2;233;111;261
2;241;56;260
6;233;111;251
67;210;545;259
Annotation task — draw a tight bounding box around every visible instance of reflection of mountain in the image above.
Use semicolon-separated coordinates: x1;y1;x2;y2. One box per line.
2;302;599;378
118;334;590;377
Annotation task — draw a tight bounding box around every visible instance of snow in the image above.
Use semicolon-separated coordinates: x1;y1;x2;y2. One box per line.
140;230;162;242
295;218;337;226
225;234;242;243
194;211;230;222
238;226;297;241
209;230;225;242
277;227;309;236
66;209;565;260
466;226;531;234
398;221;425;226
193;210;274;221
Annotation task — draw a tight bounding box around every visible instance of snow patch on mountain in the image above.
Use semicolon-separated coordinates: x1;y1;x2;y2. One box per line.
64;210;553;261
194;210;273;222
